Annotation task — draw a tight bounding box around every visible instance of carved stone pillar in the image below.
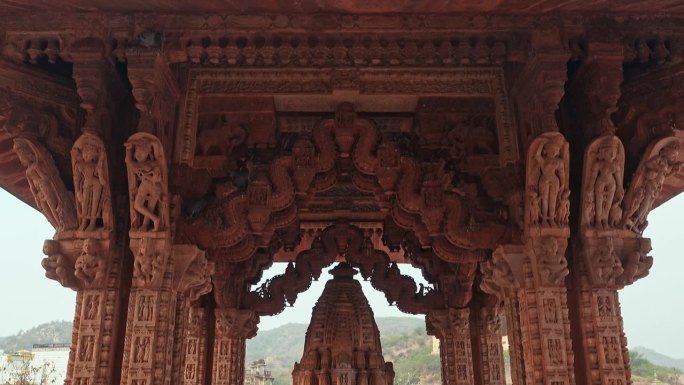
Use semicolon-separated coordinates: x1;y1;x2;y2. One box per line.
120;132;212;385
474;304;506;385
481;245;527;385
182;307;209;385
10;123;125;385
212;308;258;385
427;308;475;385
572;130;681;385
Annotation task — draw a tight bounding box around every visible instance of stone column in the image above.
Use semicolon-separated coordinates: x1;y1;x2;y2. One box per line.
120;132;212;385
481;245;527;385
428;308;475;385
212;308;258;385
182;307;209;385
474;303;506;385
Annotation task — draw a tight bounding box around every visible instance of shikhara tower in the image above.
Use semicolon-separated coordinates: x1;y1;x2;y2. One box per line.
293;263;393;385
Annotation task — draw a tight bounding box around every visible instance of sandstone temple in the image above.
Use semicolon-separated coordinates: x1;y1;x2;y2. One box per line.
293;263;393;385
0;1;682;385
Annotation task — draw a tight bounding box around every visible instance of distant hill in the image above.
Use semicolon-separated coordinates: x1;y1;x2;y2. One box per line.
632;346;684;372
0;321;72;352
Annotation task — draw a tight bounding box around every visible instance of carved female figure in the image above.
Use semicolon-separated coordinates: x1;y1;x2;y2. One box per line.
585;140;624;229
623;141;682;231
534;136;566;226
72;140;107;231
126;140;163;232
13;139;77;231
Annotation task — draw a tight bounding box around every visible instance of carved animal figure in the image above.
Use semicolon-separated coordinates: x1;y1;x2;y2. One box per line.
196;114;247;156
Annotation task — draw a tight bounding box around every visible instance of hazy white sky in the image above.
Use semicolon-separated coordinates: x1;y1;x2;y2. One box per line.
0;188;682;358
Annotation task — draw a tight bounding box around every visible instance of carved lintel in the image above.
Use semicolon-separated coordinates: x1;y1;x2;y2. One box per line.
525;132;571;237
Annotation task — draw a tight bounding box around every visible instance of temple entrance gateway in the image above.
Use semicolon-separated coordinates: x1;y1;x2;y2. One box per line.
0;4;683;385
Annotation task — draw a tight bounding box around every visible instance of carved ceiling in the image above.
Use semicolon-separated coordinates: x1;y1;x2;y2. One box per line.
1;0;684;14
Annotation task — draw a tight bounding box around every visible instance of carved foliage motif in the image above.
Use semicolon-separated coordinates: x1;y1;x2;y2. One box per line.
581;135;625;232
125;133;169;233
526;132;570;233
13;138;78;231
71;133;113;232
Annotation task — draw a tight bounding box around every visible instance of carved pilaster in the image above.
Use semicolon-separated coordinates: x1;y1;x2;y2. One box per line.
212;308;258;385
182;307;208;385
427;308;475;385
475;304;506;385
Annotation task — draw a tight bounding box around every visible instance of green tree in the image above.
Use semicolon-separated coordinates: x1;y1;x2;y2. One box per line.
0;351;57;385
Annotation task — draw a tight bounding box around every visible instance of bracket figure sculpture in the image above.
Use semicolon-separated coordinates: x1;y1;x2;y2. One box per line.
525;132;570;233
72;133;113;232
581;135;625;232
13;137;78;232
125;132;169;234
621;136;682;233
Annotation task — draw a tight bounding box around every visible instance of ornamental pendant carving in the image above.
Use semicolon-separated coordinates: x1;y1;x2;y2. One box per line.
71;133;113;232
125;133;169;234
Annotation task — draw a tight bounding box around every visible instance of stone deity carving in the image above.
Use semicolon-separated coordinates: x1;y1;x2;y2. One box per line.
535;237;569;286
72;134;111;231
617;239;653;286
591;239;624;286
133;239;165;287
125;134;167;233
74;239;106;287
582;136;625;230
527;133;570;228
622;138;682;233
13;138;78;231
